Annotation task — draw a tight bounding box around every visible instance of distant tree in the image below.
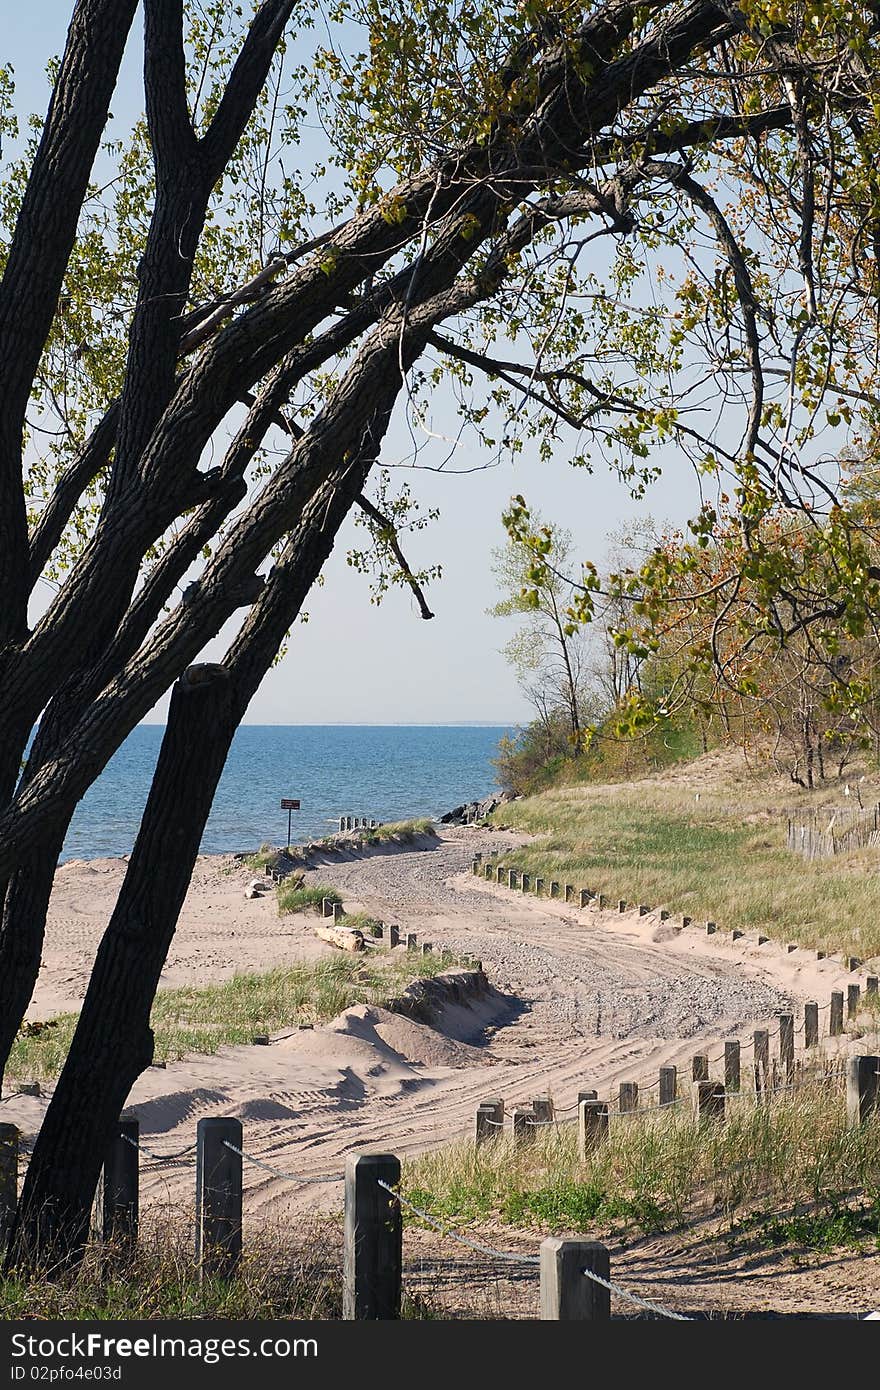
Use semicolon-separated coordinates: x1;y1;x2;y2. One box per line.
489;515;590;747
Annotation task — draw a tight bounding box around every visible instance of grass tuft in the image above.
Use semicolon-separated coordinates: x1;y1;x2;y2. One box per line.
244;842;282;872
276;882;342;915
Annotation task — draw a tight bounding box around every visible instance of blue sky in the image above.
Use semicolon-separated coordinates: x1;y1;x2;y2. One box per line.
7;4;699;725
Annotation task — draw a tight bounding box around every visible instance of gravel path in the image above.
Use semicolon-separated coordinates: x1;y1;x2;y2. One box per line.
301;825;794;1050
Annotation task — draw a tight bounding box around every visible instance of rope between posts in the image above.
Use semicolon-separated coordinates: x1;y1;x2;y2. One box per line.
580;1266;692;1321
376;1179;539;1266
121;1133;197;1163
222;1139;342;1184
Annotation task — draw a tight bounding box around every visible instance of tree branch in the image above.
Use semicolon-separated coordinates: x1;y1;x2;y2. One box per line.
355;494;435;620
143;0;196;173
199;0;296;182
0;0;138;643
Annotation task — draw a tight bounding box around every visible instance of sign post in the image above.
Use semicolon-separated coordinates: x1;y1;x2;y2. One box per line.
280;798;300;847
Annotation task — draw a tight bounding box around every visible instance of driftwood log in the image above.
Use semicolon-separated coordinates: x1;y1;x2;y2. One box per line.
315;925;365;953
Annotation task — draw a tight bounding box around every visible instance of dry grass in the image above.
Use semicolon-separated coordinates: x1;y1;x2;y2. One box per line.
493;750;880;959
0;1214;339;1319
405;1074;880;1248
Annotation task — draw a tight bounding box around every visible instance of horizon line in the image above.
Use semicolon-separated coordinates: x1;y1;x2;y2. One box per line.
34;720;520;735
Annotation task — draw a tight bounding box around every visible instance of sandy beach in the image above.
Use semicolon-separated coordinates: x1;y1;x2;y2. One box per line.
5;824;879;1316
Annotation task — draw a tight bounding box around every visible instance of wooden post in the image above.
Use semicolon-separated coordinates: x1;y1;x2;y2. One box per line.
508;869;518;890
753;1029;769;1098
724;1041;741;1093
496;865;505;883
578;1089;598;1105
618;1081;638;1113
804;1002;819;1049
846;1056;880;1127
692;1054;709;1082
706;921;716;935
421;941;433;955
848;983;861;1020
779;1013;795;1082
388;924;400;948
511;1106;533;1145
659;1066;677;1107
405;932;417;950
195;1117;242;1278
535;877;544;895
660;910;670;921
343;1153;402;1320
550;881;560;898
596;893;606;910
474;1102;504;1146
618;899;627;913
0;1122;18;1255
332;902;344;924
695;1081;725;1124
532;1097;554;1129
867;975;878;997
579;889;590;908
577;1100;609;1158
540;1238;610;1320
483;862;492;879
472;859;480;875
102;1117;139;1252
321;896;333;918
565;884;574;903
830;990;844;1036
521;873;530;892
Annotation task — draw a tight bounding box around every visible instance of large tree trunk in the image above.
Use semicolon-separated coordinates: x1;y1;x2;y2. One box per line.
7;665;240;1267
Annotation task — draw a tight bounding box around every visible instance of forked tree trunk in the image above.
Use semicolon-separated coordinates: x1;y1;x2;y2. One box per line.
8;429;381;1270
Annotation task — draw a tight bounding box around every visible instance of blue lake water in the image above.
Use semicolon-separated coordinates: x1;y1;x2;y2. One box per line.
61;725;509;861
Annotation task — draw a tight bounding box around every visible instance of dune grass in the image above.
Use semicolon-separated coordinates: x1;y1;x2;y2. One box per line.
405;1077;880;1249
7;951;462;1083
244;842;282;872
276;881;341;914
492;774;880;960
371;818;435;841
